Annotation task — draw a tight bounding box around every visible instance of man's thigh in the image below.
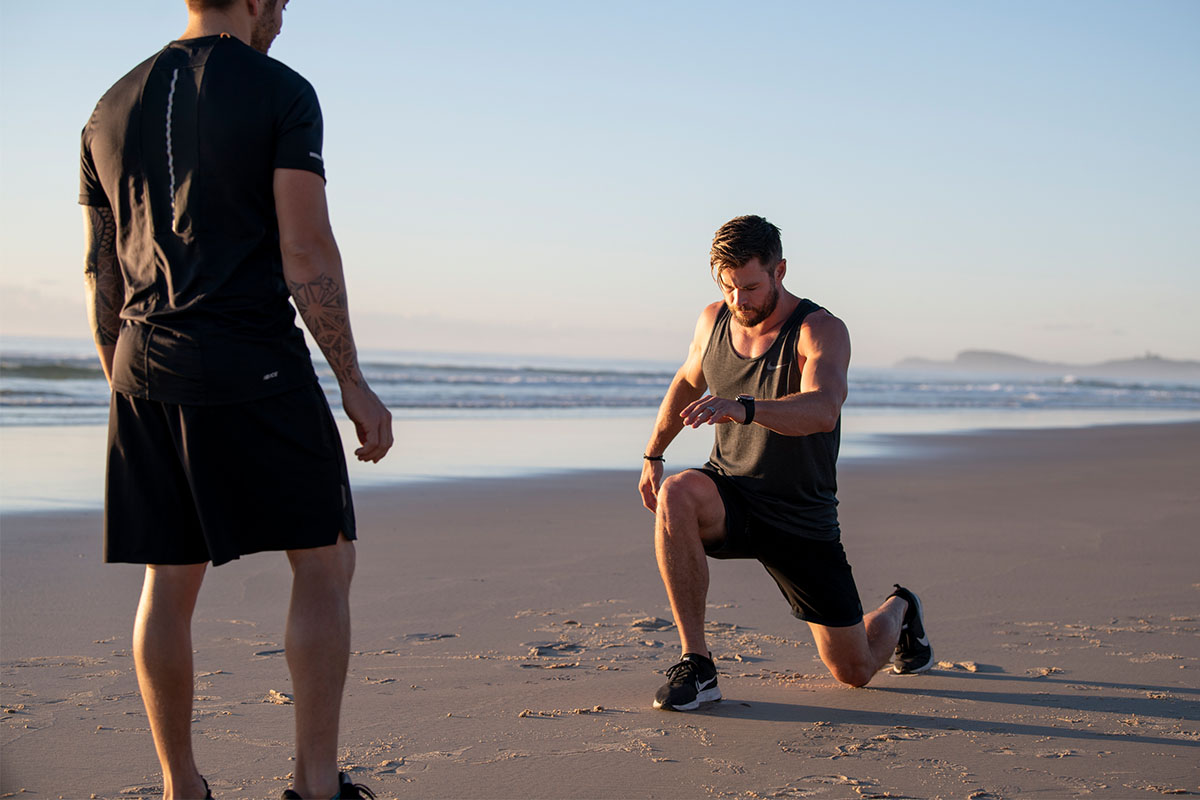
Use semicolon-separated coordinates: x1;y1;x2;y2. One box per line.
106;391;210;565
675;468;764;557
758;534;864;626
182;384;355;565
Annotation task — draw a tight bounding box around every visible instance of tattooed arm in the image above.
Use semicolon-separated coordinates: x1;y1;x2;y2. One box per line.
82;205;123;384
274;167;393;462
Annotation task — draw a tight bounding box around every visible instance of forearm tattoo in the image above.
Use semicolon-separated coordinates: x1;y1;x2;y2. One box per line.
287;274;363;387
83;206;123;346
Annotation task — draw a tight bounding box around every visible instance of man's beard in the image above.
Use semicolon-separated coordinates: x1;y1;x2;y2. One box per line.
730;280;779;328
250;1;279;53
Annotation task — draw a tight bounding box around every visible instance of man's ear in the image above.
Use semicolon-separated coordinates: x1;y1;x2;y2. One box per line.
775;258;787;283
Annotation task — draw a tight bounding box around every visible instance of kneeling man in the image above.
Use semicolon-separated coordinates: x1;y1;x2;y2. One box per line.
639;215;932;711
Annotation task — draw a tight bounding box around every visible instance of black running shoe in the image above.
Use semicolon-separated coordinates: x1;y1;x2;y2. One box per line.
202;777;213;800
889;584;933;675
334;773;376;800
653;652;721;711
280;773;375;800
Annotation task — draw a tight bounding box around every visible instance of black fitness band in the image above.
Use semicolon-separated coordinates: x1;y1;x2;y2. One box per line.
736;394;755;425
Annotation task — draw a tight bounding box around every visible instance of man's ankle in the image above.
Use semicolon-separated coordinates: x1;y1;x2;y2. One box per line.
884;594;909;619
294;770;340;800
163;772;207;800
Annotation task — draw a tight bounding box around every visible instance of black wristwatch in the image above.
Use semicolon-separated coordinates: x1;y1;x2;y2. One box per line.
736;394;755;425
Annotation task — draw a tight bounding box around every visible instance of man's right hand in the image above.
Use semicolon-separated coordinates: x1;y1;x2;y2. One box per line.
639;458;664;513
341;382;393;463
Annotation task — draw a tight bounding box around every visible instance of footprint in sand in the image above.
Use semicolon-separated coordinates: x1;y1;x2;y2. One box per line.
522;641;586;657
403;633;460;643
630;617;674;631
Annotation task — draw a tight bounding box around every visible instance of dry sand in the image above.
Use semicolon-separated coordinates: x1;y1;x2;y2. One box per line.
2;422;1198;798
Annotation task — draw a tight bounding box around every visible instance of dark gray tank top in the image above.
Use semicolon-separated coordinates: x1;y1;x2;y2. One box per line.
701;299;840;540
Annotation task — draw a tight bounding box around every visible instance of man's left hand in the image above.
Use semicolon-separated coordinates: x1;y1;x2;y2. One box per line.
680;394;744;428
341;382;394;462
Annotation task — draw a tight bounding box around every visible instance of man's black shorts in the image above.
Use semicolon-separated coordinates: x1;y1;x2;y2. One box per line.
105;382;356;566
693;468;864;627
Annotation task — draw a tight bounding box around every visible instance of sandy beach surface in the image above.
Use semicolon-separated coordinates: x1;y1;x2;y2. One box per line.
2;422;1198;799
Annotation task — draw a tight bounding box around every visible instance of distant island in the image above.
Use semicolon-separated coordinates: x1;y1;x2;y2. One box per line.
895;350;1200;382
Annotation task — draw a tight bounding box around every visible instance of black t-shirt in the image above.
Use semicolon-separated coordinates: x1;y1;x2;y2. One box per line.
79;35;324;404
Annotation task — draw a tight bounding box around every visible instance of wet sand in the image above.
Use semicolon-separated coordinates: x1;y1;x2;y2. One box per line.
2;423;1198;798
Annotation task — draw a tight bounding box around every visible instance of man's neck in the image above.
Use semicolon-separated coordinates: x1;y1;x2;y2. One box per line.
179;11;251;45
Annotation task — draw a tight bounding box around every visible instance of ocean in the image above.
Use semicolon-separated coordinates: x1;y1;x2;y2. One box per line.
3;336;1199;512
4;336;1199;425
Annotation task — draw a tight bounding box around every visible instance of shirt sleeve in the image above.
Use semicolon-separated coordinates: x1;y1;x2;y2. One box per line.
274;79;326;180
78;124;109;207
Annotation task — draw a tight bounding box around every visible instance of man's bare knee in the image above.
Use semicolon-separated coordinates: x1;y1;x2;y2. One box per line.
827;659;876;688
657;472;712;521
658;473;694;507
288;534;355;583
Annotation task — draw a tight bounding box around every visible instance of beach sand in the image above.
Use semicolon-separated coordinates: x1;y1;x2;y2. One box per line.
2;423;1198;798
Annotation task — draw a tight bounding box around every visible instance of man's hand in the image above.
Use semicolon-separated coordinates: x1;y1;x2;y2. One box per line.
340;382;393;463
680;394;745;428
638;458;665;513
82;206;123;383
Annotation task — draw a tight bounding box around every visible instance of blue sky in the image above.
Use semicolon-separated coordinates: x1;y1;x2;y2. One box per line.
1;1;1197;366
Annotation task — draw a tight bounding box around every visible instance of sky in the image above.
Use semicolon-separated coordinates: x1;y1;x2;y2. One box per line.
1;0;1197;367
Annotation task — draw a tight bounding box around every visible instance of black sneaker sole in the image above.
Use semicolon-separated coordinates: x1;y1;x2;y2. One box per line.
892;650;934;674
653;685;722;711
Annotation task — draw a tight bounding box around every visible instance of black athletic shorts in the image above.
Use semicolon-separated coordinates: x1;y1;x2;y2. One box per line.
693;468;864;627
105;382;356;566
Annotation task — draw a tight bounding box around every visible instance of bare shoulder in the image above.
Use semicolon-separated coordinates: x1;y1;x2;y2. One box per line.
798;309;850;355
676;301;725;374
691;301;723;346
697;301;723;330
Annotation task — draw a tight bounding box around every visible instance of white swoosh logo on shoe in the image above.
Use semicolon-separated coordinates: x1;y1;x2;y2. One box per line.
697;677;717;690
915;635;930;647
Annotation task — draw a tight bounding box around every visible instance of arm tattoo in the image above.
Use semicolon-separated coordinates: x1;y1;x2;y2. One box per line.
83;206;123;346
287;274;364;387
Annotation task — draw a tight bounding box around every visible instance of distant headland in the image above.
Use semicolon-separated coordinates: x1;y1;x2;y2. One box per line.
895;350;1200;382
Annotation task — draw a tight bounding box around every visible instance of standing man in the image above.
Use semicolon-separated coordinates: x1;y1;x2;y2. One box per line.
80;1;391;797
638;215;932;712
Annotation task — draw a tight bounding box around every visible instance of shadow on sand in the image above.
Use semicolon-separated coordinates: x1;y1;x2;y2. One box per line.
683;669;1198;749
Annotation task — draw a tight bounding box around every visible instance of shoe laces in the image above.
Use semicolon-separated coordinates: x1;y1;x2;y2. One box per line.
663;658;702;686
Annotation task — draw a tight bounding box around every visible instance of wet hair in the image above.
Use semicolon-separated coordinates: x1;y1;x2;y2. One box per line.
709;215;783;279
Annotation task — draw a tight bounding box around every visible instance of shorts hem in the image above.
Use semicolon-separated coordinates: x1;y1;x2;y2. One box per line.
792;608;864;627
210;523;356;567
106;520;355;568
103;555;211;566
